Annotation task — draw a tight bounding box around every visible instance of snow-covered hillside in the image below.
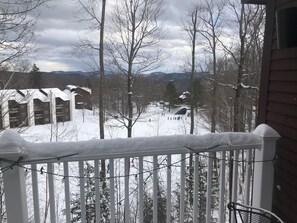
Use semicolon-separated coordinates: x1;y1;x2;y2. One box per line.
20;104;210;143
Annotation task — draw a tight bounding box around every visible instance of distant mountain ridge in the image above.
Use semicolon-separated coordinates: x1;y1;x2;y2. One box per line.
0;69;207;95
47;70;207;80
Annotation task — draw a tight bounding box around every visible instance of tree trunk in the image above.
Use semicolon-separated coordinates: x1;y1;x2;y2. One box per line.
99;0;107;189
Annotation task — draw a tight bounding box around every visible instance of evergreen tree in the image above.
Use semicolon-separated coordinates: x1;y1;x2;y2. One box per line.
30;64;42;88
143;179;167;222
70;162;110;222
191;79;203;112
143;190;153;222
173;156;207;223
165;81;178;112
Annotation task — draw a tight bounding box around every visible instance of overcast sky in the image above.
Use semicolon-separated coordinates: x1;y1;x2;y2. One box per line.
32;0;196;73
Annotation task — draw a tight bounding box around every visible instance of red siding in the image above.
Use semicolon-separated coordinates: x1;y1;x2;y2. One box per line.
258;0;297;222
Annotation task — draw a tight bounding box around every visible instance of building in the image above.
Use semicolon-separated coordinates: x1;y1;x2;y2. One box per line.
244;0;297;222
0;88;74;129
65;85;92;110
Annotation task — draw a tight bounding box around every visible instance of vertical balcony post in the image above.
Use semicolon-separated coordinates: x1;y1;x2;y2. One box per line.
0;130;28;223
2;164;29;223
252;124;280;210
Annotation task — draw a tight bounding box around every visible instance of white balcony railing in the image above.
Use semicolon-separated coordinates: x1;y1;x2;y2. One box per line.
0;124;279;223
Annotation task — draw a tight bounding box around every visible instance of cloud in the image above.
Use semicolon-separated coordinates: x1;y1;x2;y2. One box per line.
35;60;72;71
32;0;196;73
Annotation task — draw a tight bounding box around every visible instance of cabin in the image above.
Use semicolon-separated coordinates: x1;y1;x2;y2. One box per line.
55;98;70;122
0;88;73;129
41;88;72;123
8;100;28;128
5;90;30;129
244;0;297;222
65;85;92;110
32;89;51;125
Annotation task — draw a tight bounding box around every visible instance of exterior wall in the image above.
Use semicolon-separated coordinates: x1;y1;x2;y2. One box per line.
2;96;9;129
43;102;51;124
49;91;56;124
8;100;28;128
74;88;92;110
33;99;51;125
55;98;70;123
28;98;35;126
257;0;297;222
64;90;75;121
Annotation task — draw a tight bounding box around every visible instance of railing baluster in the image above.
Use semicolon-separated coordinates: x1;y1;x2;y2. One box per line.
47;163;56;223
180;154;185;223
139;156;144;223
109;159;116;223
241;149;253;223
193;155;199;223
124;157;130;223
94;160;101;222
31;164;40;223
63;162;71;223
166;155;171;223
153;155;158;223
218;151;226;223
79;161;86;223
231;151;239;202
244;149;252;205
231;150;240;223
206;152;213;222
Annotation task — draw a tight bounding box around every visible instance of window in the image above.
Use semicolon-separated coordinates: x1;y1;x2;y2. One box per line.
276;7;297;49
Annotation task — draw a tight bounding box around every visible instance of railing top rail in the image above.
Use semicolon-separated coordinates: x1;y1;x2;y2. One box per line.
0;129;263;164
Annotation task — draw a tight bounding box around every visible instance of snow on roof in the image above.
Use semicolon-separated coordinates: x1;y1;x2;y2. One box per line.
42;88;69;101
66;85;77;91
66;85;91;94
22;89;49;102
179;94;187;99
0;88;70;103
0;89;28;104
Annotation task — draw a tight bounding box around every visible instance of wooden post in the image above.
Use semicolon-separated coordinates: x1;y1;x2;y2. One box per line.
252;124;280;210
2;165;29;223
0;130;29;223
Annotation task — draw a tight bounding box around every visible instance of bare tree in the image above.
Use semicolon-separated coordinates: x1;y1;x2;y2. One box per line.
218;2;265;132
197;0;226;133
99;0;106;140
73;0;109;213
182;4;200;135
108;0;164;138
0;0;48;67
181;5;200;206
214;3;265;214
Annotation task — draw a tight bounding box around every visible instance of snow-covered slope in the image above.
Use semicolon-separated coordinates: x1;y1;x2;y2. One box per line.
20;104;210;143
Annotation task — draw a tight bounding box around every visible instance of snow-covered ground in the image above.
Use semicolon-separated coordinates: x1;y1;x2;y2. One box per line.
9;104;211;223
20;104;210;143
3;104;263;222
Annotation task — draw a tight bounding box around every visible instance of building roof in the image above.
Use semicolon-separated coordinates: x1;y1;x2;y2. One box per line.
66;85;92;94
42;88;70;101
0;88;70;104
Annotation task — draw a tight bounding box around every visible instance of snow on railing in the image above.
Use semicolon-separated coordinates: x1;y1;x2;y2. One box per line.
0;124;279;223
